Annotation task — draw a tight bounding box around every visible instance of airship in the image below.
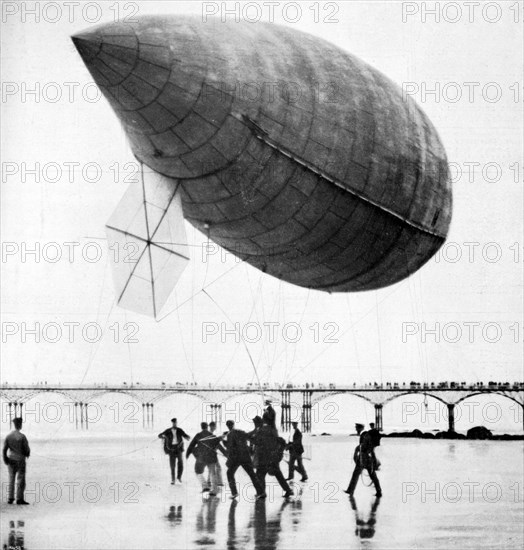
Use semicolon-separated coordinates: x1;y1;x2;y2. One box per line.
72;15;452;318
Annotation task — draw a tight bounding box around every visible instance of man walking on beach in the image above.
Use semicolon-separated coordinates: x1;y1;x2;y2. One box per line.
3;417;30;505
223;420;265;500
368;422;381;471
247;416;263;467
368;423;381;446
209;421;224;486
186;422;226;495
344;423;382;497
158;418;190;484
252;418;292;498
286;422;308;482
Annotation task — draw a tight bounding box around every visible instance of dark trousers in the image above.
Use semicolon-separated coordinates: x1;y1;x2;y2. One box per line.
288;453;307;479
168;450;184;481
257;463;291;494
346;463;381;495
227;461;263;496
7;460;26;501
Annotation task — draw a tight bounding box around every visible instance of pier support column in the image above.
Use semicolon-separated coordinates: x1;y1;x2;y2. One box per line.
214;403;221;429
8;402;12;424
280;393;284;430
207;403;221;428
447;404;455;432
374;404;383;431
147;403;154;428
142;404;146;428
151;403;154;428
85;403;89;430
301;391;312;433
280;391;291;432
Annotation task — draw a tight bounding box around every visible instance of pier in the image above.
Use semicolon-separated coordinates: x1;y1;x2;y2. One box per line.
2;381;522;432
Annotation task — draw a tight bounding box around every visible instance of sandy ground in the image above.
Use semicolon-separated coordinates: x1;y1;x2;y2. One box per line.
1;434;523;549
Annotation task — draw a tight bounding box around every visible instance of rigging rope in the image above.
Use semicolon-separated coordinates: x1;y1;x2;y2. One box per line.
202;289;265;408
290;282;403;382
375;292;383;387
174;286;195;383
155;261;246;322
283;287;311;386
79;256;114;385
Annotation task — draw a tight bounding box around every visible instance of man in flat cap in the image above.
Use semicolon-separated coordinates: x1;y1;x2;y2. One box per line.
3;417;31;505
344;423;382;497
223;420;265;500
286;421;308;482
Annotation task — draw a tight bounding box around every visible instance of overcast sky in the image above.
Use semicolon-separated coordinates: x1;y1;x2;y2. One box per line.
1;1;522;388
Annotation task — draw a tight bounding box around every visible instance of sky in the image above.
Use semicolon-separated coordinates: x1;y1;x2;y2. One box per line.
1;0;523;390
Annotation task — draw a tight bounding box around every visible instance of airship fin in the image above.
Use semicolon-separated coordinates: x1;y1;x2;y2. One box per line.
105;167;189;318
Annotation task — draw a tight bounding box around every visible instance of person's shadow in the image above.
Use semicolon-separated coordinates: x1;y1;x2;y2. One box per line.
350;496;381;539
194;497;220;546
4;520;25;550
165;505;183;527
226;496;303;549
252;498;297;550
227;499;238;550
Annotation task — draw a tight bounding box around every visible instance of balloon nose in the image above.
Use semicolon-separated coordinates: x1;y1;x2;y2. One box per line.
71;34;102;64
72;20;227;179
72;27;140;89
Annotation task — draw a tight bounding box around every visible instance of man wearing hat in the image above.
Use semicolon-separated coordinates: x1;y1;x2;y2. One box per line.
344;423;382;497
3;417;31;505
252;417;292;498
158;418;190;484
186;421;227;495
368;422;381;471
223;420;265;500
262;400;277;433
286;422;308;482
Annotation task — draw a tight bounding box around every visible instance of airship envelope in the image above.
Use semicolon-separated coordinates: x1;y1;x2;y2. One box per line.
73;15;452;317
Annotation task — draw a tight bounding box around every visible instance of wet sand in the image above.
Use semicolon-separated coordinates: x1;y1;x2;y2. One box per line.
1;434;522;549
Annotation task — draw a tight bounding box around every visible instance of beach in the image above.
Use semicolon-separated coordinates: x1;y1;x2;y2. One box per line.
1;434;522;549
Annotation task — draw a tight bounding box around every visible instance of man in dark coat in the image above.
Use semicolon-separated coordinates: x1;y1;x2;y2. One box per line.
3;417;30;505
186;422;226;495
247;415;263;466
262;400;277;432
286;422;308;482
368;422;381;471
223;420;265;500
252;418;292;498
158;418;190;484
344;423;382;497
